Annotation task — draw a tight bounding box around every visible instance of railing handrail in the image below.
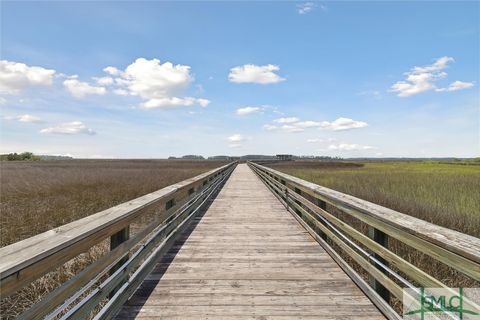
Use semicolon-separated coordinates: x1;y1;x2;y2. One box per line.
249;162;480;264
0;162;236;298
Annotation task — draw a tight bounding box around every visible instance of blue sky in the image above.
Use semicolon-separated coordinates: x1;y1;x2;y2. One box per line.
1;1;478;158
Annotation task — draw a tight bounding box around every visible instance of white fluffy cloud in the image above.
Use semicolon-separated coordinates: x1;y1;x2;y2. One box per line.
390;56;474;97
3;114;43;123
320;117;368;131
297;2;326;14
263;124;278;131
297;2;315;14
236;106;260;116
273;117;300;124
40;121;96;135
17;114;43;123
103;66;122;76
123;58;192;99
105;58;209;109
113;88;129;96
265;117;367;132
63;78;106;98
227;134;245;142
328;143;374;151
227;134;245;148
93;76;114;86
436;80;475;92
229;64;285;84
0;60;56;95
140;97;210;109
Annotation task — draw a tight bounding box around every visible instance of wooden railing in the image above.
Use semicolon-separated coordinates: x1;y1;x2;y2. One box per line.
249;161;480;320
0;162;236;319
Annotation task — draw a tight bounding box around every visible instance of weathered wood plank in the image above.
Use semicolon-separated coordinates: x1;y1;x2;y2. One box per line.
116;305;384;317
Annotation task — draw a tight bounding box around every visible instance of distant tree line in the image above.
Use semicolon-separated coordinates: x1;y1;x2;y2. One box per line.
168;155;205;160
0;152;41;161
167;154;345;161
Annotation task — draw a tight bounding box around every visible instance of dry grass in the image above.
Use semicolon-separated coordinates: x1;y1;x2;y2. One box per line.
0;159;227;318
0;159;227;247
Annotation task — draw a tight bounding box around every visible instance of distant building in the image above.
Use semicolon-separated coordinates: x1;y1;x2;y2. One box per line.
276;154;293;161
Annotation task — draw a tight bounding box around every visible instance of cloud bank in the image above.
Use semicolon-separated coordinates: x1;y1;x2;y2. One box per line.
265;117;367;132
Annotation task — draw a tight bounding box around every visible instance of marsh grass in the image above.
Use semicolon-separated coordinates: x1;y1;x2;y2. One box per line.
0;159;226;318
268;160;480;237
0;159;227;246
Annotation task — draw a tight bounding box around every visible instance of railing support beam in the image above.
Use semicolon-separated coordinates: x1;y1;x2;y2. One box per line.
109;226;130;298
316;199;328;241
368;226;390;303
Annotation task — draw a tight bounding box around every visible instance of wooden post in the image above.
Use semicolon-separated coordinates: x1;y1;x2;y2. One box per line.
317;198;327;210
368;226;390;302
109;226;130;298
294;188;303;216
280;180;287;203
316;198;328;241
285;189;289;210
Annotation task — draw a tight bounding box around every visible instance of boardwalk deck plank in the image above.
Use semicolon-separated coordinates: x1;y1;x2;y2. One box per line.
117;164;385;319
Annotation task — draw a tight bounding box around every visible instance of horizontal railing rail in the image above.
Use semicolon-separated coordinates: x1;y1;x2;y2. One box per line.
248;161;480;320
0;162;236;319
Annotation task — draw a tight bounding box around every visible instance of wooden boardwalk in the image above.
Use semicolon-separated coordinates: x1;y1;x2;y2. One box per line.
117;164;385;319
3;163;478;319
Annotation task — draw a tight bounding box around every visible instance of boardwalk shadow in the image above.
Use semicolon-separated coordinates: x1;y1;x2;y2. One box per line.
120;176;228;318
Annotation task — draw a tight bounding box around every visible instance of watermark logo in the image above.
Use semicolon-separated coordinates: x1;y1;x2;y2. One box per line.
403;288;480;320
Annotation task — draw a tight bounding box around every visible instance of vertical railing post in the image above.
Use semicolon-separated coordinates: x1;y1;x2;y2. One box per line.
316;198;328;241
280;179;287;204
109;225;130;298
367;226;390;302
285;188;289;211
317;198;327;211
293;187;303;217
